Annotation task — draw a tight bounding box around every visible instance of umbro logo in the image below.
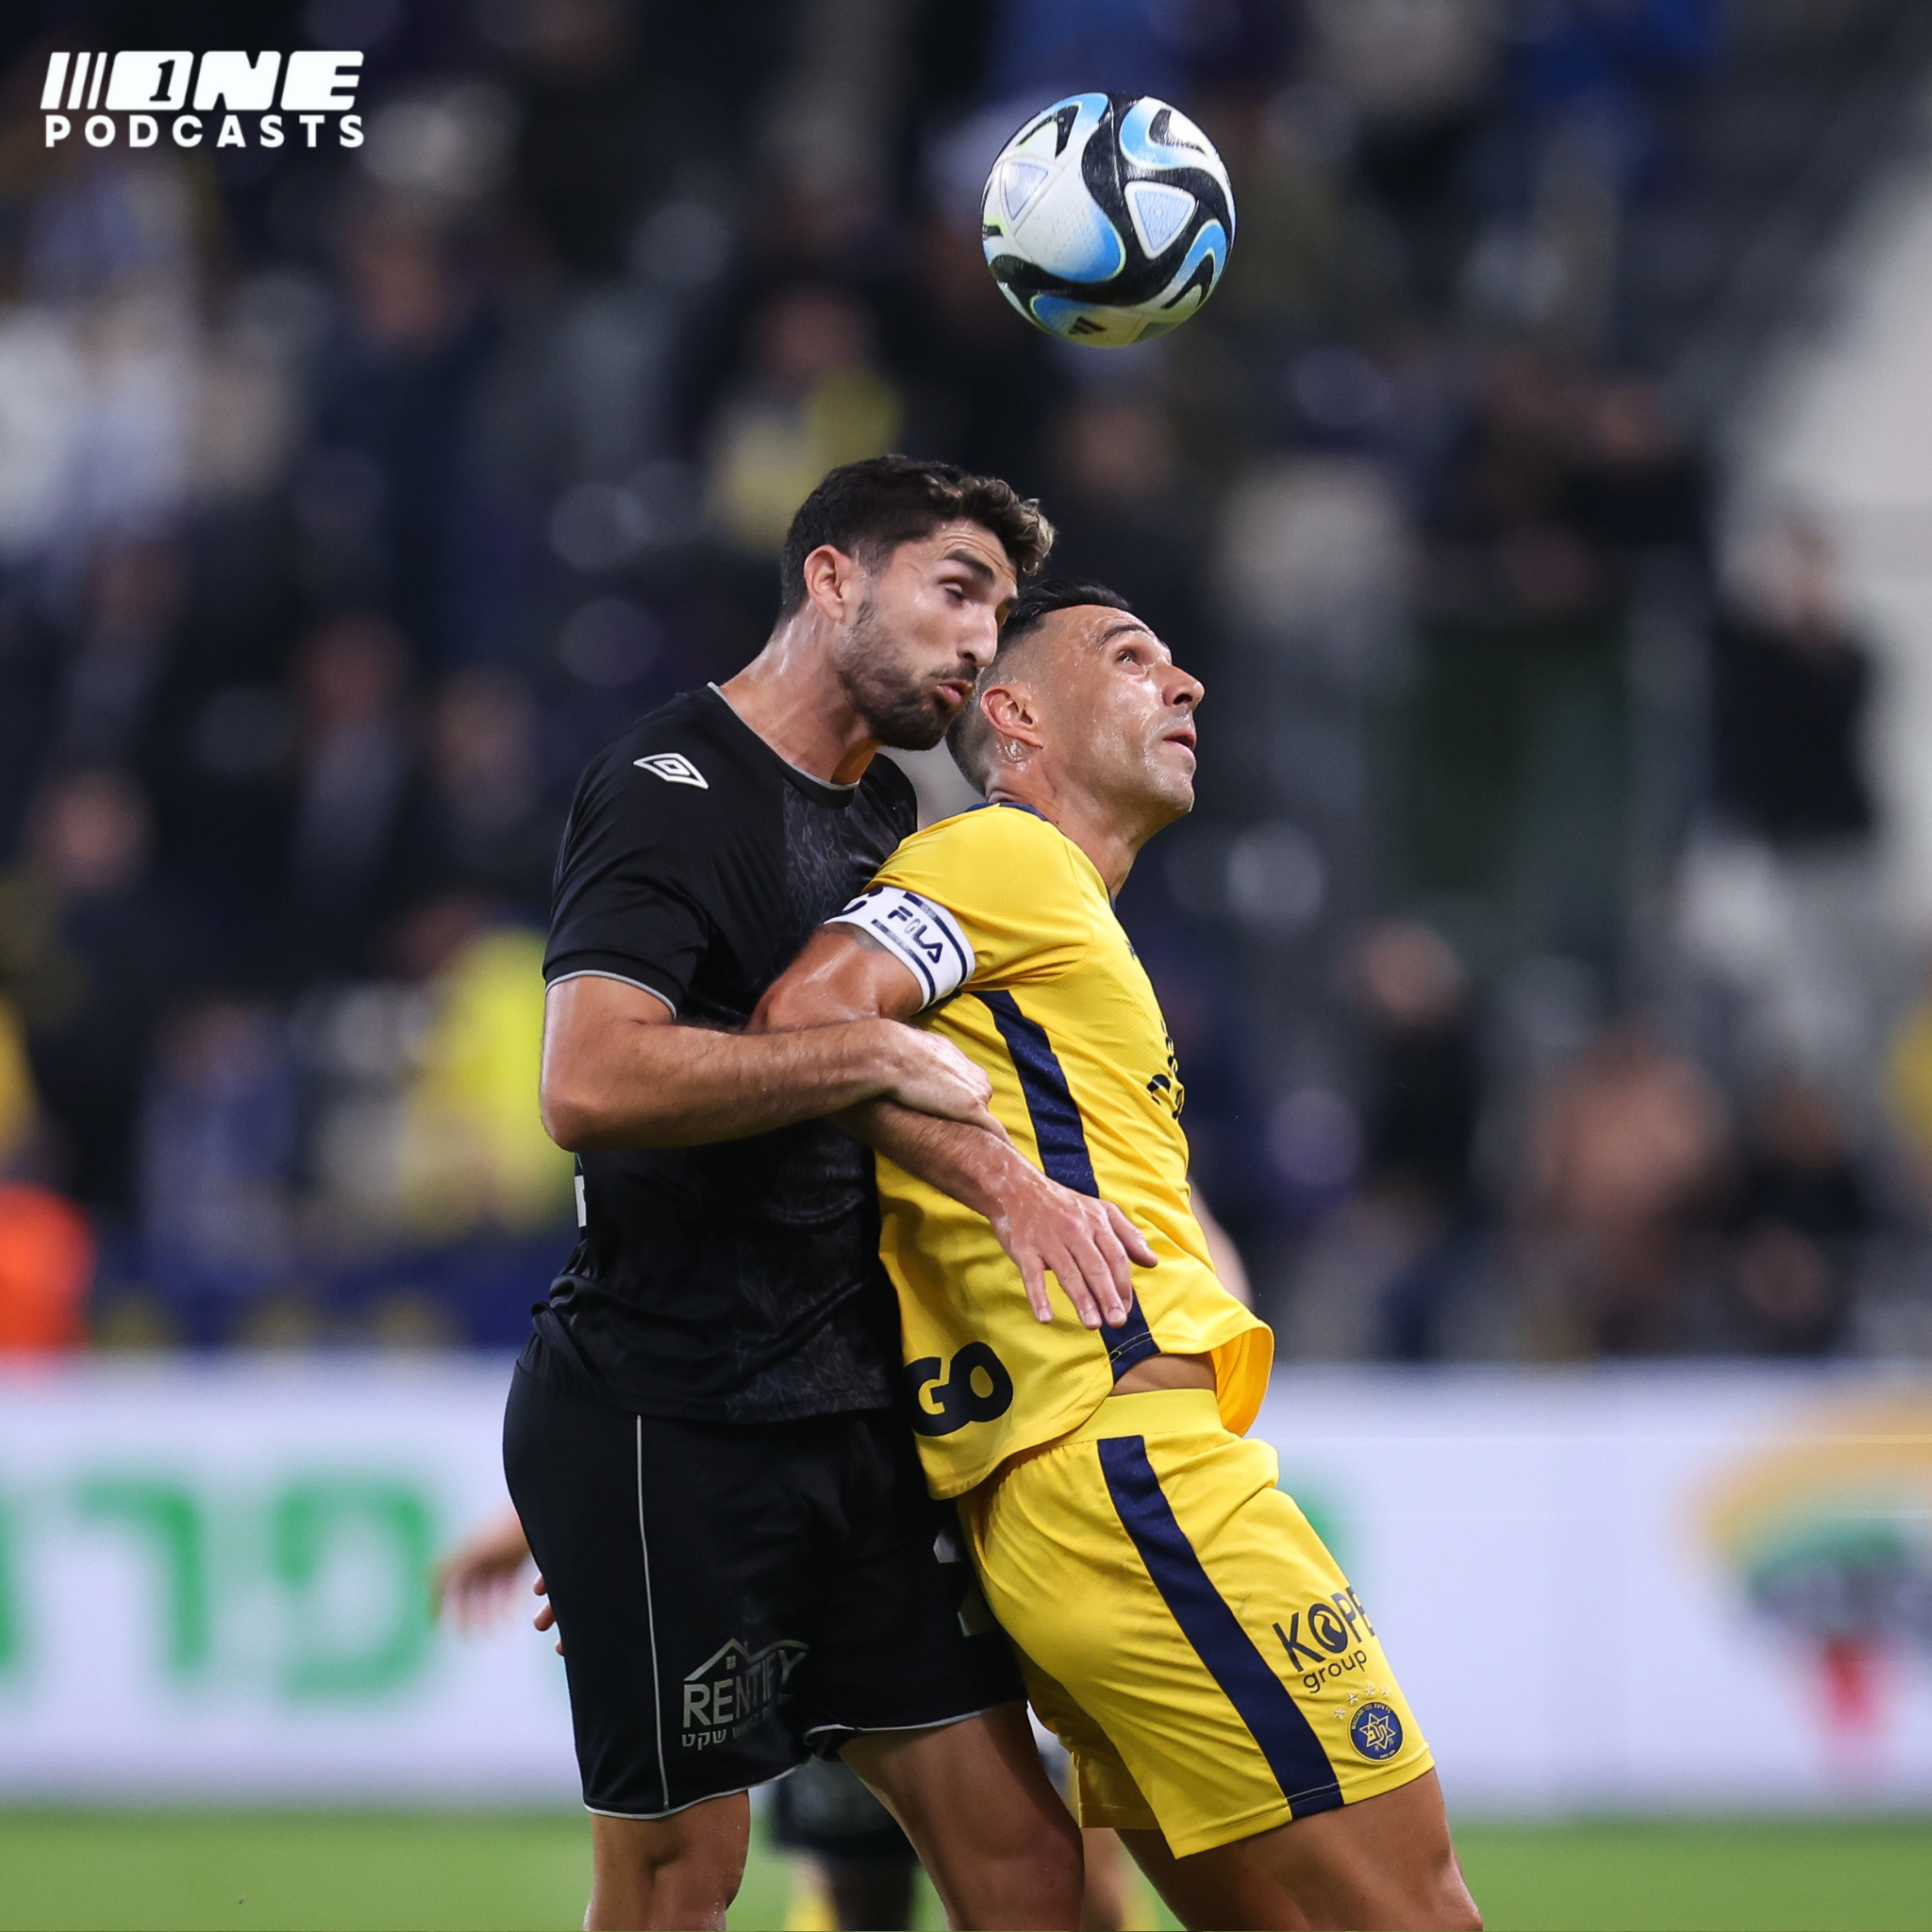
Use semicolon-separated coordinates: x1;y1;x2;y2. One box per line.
633;753;708;789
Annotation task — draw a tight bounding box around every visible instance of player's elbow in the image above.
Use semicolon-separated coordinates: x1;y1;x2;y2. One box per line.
539;1070;605;1152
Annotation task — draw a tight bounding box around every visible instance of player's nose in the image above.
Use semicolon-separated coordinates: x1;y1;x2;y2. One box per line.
1165;662;1204;709
963;611;1000;668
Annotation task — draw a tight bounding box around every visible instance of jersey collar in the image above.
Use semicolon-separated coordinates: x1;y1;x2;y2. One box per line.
703;684;861;806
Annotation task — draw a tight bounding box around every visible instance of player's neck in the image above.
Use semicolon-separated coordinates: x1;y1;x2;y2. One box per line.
717;622;877;787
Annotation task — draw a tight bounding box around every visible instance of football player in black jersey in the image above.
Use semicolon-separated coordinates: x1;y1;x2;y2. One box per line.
509;458;1154;1930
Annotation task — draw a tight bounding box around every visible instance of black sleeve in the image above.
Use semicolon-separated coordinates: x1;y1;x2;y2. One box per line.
543;755;715;1014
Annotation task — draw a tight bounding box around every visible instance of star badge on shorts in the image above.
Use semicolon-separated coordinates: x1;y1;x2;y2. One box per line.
1347;1700;1404;1762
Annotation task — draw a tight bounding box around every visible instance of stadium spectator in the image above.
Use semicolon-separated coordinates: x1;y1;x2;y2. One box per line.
1;767;192;1222
1519;1021;1730;1356
1679;514;1887;1083
1347;921;1490;1361
280;614;421;981
139;999;296;1305
1721;1077;1868;1356
704;282;905;556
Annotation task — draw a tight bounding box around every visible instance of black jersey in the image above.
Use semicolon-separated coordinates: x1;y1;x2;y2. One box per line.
537;684;917;1424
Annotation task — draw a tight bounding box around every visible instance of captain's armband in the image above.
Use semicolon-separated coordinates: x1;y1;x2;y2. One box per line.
826;886;974;1011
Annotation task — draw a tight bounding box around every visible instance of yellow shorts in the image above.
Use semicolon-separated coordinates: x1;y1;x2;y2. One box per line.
959;1388;1433;1858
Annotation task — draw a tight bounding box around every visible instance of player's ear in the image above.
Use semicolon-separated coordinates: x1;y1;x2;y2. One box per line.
800;543;863;625
981;680;1044;754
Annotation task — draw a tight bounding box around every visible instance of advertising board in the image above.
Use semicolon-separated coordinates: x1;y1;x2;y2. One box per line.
1;1360;1927;1809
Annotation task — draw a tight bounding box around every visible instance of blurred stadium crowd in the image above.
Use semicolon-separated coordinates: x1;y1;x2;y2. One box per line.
4;0;1932;1364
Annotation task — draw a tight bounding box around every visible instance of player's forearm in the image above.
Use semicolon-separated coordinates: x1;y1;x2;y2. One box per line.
544;1019;912;1150
836;1097;1033;1220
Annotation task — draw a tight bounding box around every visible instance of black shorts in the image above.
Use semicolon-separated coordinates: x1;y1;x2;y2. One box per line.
503;1339;1023;1818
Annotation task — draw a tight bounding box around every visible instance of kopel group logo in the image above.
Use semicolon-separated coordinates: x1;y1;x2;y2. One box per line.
41;50;364;154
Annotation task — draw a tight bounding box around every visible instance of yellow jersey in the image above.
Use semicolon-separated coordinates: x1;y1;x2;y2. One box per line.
830;802;1272;1498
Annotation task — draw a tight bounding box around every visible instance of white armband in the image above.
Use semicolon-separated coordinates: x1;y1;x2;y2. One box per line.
826;886;975;1010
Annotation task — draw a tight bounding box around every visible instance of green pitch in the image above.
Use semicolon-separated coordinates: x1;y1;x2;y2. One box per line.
0;1810;1929;1931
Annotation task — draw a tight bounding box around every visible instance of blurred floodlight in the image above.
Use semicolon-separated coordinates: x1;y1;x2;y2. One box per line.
360;82;520;201
1226;823;1326;934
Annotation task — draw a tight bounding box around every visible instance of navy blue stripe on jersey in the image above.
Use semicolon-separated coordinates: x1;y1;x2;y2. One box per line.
1105;1301;1161;1381
1098;1436;1344;1819
980;991;1160;1378
979;991;1097;1194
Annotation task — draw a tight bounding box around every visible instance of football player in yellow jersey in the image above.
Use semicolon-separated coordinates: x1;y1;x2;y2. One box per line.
757;582;1479;1932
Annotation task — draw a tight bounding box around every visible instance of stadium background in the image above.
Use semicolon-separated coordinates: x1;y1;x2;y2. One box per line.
2;1;1932;1927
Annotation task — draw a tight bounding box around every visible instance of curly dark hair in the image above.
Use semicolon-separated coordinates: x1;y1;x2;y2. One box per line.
778;455;1055;615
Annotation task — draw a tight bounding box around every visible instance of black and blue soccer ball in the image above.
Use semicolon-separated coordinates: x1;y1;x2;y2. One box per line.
980;92;1236;348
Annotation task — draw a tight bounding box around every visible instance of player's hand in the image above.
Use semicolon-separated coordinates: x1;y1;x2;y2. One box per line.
534;1574;561;1655
876;1023;1006;1138
988;1160;1158;1330
431;1507;533;1632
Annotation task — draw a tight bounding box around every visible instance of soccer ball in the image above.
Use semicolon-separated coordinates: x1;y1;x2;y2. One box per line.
981;92;1236;348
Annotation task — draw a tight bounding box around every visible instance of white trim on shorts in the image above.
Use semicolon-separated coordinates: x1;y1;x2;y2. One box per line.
800;1697;1018;1747
585;1781;759;1824
635;1417;671;1811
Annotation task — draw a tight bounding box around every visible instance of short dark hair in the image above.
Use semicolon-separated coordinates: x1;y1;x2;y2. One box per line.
945;578;1138;791
778;455;1054;615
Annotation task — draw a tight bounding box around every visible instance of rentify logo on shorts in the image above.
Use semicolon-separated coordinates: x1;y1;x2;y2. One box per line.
679;1637;807;1752
41;51;363;153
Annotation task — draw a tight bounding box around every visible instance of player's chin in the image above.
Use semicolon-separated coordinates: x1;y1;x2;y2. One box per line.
1146;765;1195;814
867;692;954;752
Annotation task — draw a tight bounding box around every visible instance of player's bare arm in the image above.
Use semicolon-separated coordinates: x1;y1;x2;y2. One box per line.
754;926;1153;1330
540;971;1000;1151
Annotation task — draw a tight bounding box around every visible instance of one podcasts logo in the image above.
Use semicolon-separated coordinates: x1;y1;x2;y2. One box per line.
41;50;363;153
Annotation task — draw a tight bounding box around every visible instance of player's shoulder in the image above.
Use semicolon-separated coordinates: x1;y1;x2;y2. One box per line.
878;804;1101;940
603;689;750;790
574;689;764;829
897;801;1068;865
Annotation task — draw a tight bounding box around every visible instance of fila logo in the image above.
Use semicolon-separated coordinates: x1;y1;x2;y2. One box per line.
633;753;708;790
